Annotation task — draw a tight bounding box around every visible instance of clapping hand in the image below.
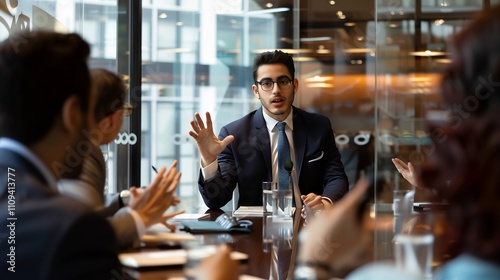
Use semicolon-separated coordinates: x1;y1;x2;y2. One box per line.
129;160;184;228
298;178;370;273
188;112;234;167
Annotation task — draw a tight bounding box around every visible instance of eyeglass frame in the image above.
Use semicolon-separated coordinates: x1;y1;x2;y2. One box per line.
122;103;133;116
254;76;294;91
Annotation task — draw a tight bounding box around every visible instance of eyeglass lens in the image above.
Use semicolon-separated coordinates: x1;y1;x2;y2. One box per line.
258;78;292;91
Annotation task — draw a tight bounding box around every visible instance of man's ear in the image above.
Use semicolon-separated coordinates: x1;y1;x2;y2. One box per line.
99;115;113;133
61;95;83;134
252;84;260;99
109;109;123;129
99;109;123;135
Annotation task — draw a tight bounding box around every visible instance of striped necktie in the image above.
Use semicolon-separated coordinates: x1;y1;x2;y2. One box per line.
277;122;291;190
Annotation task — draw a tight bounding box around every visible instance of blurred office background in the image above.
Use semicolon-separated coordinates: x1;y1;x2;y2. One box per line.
1;0;497;228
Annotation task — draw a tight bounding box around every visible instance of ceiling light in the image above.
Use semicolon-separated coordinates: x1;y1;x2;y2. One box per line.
159;12;167;19
307;82;334;88
344;22;356;27
435;58;453;64
316;45;331;54
410;50;446;56
247;7;290;14
293;57;316;62
300;36;332;42
434;19;445;26
317;49;331;54
176;21;183;26
343;48;374;54
305;75;333;82
329;1;335;5
265;2;273;8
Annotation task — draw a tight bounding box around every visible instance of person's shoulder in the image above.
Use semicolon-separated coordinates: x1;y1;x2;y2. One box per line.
434;254;500;280
35;191;105;228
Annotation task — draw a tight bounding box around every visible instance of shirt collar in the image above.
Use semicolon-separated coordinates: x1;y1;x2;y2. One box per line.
0;137;58;190
262;107;294;132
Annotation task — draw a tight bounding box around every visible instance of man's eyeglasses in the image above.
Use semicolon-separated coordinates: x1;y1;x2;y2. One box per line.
255;77;293;91
122;103;133;116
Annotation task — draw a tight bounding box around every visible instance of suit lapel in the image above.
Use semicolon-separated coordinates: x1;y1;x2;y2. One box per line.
253;108;272;180
292;108;307;181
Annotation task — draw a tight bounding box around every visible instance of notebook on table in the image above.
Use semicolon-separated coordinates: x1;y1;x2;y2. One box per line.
119;248;248;268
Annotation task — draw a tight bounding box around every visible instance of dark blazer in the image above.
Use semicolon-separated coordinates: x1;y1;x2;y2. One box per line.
0;149;129;280
58;142;138;248
199;106;349;209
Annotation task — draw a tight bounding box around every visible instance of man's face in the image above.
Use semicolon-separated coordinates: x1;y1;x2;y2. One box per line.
252;63;298;122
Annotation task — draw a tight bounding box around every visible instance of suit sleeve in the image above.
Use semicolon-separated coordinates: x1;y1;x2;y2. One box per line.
108;208;140;249
198;126;239;209
48;212;132;280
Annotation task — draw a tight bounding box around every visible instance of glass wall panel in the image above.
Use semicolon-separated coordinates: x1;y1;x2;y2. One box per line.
140;0;277;212
373;0;488;267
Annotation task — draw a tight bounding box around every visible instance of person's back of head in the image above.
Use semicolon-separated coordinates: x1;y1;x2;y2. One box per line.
0;31;125;280
419;5;500;266
441;5;500;120
0;30;91;146
91;68;127;123
88;68;127;145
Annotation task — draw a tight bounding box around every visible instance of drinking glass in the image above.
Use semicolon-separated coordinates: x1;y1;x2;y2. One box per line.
394;212;435;279
272;188;292;217
262;182;277;213
393;189;415;234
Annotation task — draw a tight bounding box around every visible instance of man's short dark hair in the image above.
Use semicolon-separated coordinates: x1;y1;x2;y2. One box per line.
252;50;295;81
90;68;127;122
0;31;91;145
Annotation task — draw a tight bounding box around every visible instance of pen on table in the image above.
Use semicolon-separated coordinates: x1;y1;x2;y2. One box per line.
151;165;158;174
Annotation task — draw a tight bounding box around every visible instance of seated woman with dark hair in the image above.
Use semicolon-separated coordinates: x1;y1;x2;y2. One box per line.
417;113;500;279
299;5;500;280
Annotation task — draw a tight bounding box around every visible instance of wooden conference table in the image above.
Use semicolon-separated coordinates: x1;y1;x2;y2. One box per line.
122;209;274;280
121;205;448;280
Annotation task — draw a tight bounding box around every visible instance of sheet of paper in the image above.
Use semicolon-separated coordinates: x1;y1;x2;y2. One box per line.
233;206;296;217
141;231;196;243
233;206;263;217
168;213;210;221
119;248;248;268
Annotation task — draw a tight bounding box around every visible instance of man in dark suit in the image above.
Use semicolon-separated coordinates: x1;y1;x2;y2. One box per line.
0;31;180;280
189;50;348;210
